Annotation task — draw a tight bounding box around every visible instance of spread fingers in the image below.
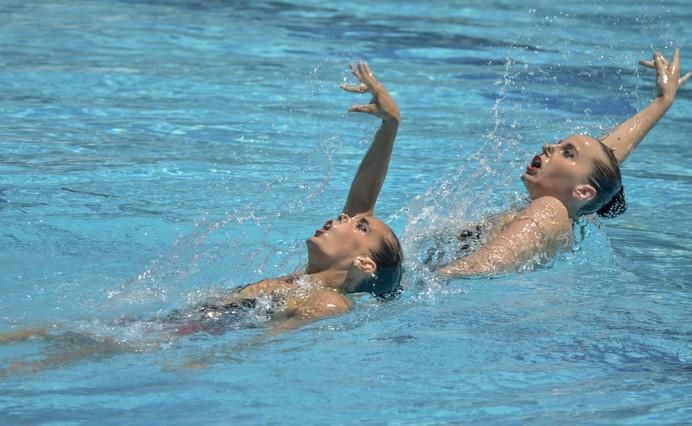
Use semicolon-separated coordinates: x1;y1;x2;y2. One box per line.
350;63;364;81
654;52;667;75
639;59;655;69
671;47;680;74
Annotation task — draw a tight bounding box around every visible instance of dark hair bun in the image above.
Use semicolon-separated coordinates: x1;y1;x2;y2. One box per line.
597;186;627;218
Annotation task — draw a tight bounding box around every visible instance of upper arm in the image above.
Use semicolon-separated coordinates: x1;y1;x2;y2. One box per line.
342;174;377;218
342;121;398;217
512;196;572;247
342;201;372;218
439;197;571;277
283;290;352;322
292;291;352;319
270;291;351;334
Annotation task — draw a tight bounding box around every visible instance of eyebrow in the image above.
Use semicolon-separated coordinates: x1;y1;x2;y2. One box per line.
360;217;370;225
564;142;578;153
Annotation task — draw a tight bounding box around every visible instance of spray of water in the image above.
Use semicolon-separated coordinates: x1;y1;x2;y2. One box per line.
398;2;676;296
95;55;367;329
88;2;678;337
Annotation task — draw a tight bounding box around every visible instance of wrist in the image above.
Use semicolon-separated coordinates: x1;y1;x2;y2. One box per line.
654;95;674;110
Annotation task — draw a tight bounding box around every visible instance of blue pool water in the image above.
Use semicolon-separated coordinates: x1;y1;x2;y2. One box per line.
2;0;691;423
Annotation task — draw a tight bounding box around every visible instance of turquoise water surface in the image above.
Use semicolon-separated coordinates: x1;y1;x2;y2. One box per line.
1;0;691;424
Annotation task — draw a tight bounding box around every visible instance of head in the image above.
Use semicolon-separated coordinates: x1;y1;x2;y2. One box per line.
306;213;403;297
521;134;626;219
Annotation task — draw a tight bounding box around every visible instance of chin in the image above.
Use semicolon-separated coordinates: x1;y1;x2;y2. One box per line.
305;241;322;272
305;236;324;260
306;236;328;260
306;244;339;274
522;176;546;200
521;174;536;193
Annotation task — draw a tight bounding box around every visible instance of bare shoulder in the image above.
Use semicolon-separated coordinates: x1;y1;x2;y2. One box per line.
285;288;352;319
310;288;353;313
233;276;293;299
524;195;568;215
521;196;571;234
268;290;352;334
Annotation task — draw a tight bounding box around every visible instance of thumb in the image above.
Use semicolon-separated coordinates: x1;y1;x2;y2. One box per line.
348;104;377;114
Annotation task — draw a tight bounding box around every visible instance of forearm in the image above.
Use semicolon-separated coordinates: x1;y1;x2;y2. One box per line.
343;119;398;215
600;97;672;164
340;63;400;216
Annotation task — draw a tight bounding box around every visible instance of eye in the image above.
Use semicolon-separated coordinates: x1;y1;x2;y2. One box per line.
562;147;576;159
356;220;369;233
337;213;349;222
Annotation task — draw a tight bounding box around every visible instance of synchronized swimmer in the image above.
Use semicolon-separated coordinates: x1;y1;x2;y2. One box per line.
0;49;688;373
0;63;404;373
437;48;689;277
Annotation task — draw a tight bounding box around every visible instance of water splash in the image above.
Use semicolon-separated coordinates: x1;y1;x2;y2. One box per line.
401;53;526;295
99;57;364;313
397;2;669;296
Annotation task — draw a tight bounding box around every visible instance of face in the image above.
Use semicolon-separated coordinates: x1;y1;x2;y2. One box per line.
306;212;391;273
521;134;608;203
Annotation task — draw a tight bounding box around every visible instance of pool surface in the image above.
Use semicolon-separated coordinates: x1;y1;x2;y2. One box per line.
1;0;691;424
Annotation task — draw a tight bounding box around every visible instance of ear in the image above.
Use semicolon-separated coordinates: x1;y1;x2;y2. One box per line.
573;183;597;202
353;256;377;275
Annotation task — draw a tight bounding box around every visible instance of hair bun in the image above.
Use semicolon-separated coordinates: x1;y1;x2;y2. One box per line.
597;186;627;218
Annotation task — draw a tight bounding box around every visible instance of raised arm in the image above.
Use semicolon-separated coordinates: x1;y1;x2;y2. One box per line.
340;62;400;216
600;48;690;164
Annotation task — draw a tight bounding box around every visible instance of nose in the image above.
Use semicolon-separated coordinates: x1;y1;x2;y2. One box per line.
542;144;554;156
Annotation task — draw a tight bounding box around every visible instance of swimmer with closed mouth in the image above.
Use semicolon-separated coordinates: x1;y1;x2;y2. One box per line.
0;63;403;373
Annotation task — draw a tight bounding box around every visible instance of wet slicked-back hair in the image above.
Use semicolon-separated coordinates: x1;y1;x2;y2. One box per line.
579;141;627;218
354;227;403;299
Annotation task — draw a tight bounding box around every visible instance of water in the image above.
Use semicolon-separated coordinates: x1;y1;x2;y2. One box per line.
1;0;691;423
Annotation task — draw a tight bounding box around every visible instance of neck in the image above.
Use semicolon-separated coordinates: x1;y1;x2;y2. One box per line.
565;201;582;220
304;268;350;293
531;193;580;220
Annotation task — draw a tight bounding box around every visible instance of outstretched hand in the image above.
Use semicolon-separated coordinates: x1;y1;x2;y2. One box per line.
340;62;400;124
639;48;690;103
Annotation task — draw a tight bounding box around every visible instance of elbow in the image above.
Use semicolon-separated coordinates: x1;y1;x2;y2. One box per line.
381;118;400;131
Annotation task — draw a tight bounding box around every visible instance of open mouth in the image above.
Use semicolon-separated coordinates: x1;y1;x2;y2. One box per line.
527;155;542;173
